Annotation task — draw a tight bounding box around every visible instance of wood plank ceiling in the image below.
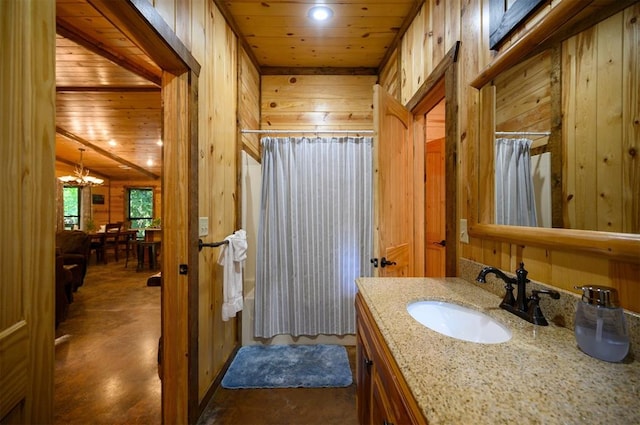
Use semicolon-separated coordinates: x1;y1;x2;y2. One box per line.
55;0;421;181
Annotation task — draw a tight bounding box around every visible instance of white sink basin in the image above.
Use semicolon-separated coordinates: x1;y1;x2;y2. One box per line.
407;300;512;344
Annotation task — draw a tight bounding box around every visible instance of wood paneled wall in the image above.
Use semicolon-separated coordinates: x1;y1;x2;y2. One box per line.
104;181;162;226
147;0;244;406
400;0;460;104
239;49;261;160
562;8;640;234
379;48;400;100
261;75;377;132
54;162;161;230
193;1;239;403
390;1;639;312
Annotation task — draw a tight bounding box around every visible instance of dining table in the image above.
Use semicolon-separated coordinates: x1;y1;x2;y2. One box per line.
89;229;139;264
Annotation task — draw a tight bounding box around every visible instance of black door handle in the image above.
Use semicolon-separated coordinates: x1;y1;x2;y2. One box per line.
380;257;396;268
433;240;446;247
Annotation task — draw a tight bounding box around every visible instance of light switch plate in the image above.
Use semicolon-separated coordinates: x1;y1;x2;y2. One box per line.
460;219;469;244
199;217;209;237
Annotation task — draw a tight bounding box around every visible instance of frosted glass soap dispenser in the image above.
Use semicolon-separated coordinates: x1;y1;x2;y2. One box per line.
574;285;629;362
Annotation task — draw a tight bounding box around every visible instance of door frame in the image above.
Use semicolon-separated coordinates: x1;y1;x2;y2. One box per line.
86;1;201;422
406;42;460;277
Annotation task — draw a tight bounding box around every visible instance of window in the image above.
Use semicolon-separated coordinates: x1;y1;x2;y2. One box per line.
489;0;545;50
128;188;154;231
63;186;81;229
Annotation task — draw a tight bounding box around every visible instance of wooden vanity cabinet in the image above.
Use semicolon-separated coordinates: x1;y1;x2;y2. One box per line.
356;293;427;425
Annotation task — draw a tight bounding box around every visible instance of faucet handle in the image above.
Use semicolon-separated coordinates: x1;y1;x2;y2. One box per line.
515;262;530;283
532;289;560;300
527;289;560;326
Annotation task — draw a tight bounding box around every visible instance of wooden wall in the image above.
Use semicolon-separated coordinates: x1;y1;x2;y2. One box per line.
239;48;261;160
193;1;239;402
562;9;640;234
54;162;161;230
389;0;639;312
400;0;460;104
261;75;377;132
104;180;162;227
145;0;244;407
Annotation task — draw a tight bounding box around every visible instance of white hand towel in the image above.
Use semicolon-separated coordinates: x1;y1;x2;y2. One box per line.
218;229;247;321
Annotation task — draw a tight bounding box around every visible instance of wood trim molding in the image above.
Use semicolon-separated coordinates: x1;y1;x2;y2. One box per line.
406;42;459;112
260;67;378;76
471;0;592;88
87;0;201;75
469;224;640;264
473;0;636;89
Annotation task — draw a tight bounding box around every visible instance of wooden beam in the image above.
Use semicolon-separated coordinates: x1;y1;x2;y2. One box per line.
55;156;109;180
56;21;162;86
87;0;200;75
56;126;160;180
260;66;378;76
56;86;160;93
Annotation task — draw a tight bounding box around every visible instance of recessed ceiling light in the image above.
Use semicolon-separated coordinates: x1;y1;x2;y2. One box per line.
108;139;117;146
157;139;163;146
146;159;154;166
309;6;333;21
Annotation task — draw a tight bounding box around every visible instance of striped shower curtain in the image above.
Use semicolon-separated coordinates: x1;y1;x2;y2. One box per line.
494;137;538;226
254;136;373;338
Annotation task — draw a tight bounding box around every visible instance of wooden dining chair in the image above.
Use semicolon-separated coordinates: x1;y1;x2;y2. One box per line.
103;222;123;262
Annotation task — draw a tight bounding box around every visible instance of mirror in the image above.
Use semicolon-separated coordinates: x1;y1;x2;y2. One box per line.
479;10;639;235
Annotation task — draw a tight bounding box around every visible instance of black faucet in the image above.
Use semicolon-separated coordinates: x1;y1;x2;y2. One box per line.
476;262;559;326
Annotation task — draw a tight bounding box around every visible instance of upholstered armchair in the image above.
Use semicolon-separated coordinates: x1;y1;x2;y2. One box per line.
55;230;91;291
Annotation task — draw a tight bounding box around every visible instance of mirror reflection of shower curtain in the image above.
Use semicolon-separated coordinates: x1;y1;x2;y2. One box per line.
255;136;373;338
494;138;538;226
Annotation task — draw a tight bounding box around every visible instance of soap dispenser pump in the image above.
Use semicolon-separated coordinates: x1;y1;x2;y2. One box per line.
574;285;629;362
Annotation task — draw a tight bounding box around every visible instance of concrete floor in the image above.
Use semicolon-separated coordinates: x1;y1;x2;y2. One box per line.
55;256;357;424
54;257;162;424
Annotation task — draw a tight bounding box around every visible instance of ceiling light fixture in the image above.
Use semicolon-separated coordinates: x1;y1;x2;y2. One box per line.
59;148;104;186
308;5;333;21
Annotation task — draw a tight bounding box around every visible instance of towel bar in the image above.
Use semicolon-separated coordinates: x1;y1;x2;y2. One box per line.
198;239;229;251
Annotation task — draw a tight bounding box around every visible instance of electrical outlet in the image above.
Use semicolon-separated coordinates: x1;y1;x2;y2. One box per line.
459;219;469;244
199;217;209;237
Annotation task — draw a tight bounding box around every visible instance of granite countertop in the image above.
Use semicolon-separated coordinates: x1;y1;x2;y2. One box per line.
356;277;640;425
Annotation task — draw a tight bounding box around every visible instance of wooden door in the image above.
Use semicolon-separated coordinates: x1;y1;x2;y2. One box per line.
425;137;446;276
373;85;413;277
1;1;56;422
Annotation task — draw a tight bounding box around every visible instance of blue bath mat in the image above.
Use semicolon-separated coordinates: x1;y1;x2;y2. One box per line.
221;344;352;389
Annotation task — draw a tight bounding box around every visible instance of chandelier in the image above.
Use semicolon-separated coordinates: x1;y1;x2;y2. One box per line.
58;148;104;186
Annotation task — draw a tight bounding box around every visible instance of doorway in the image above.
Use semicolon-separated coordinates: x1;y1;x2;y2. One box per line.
424;98;446;277
408;42;459;278
56;1;201;422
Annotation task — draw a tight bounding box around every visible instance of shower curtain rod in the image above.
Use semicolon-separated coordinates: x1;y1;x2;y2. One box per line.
241;129;375;135
495;131;550;136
